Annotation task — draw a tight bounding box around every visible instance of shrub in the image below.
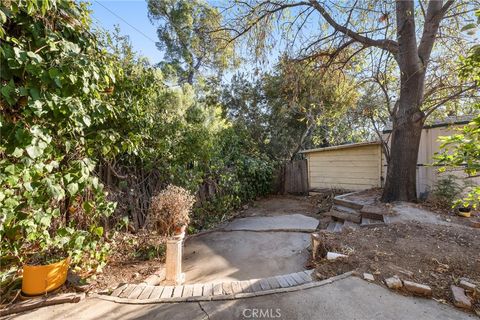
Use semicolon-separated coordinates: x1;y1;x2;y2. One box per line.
431;175;462;209
149;185;195;236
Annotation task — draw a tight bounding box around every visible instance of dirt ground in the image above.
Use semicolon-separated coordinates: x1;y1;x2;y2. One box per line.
312;222;480;314
342;188;480;227
238;195;319;218
83;232;166;292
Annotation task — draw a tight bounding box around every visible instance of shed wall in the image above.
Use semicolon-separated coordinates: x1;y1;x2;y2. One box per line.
306;144;382;191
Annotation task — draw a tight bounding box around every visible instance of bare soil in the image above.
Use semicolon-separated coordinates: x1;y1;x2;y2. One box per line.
82;232;166;292
238;195;319;218
312;222;480;314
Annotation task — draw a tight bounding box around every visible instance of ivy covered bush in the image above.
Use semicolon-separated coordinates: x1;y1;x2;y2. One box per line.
0;0;275;288
0;1;118;273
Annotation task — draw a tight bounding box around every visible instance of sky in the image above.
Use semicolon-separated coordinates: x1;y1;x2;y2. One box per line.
87;0;163;64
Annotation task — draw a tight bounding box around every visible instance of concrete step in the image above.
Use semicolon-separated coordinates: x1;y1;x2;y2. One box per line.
326;221;337;232
326;221;344;233
361;217;385;227
343;220;360;229
333;222;343;233
325;209;361;224
333;195;363;210
360;205;387;221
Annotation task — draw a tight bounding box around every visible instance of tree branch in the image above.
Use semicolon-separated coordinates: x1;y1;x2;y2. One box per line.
424;84;478;118
418;0;455;66
308;0;398;54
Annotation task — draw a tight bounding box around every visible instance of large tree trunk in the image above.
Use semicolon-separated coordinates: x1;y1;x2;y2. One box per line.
381;68;426;202
380;0;439;202
381;106;424;202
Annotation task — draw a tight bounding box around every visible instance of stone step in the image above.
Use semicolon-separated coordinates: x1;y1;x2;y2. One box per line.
332;204;360;215
360;205;387;221
343;220;360;229
326;221;344;232
361;217;384;227
325;208;361;224
326;221;337;232
333;195;363;210
333;222;343;233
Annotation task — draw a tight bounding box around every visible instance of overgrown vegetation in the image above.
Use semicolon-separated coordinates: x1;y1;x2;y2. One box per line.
0;0;272;293
0;0;478;303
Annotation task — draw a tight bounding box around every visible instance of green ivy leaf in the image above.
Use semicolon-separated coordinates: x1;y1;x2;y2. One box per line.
25;145;42;159
66;183;79;196
93;226;103;237
11;148;24;158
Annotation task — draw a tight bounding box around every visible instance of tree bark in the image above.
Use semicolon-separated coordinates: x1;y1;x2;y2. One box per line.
381;0;448;202
381;97;425;202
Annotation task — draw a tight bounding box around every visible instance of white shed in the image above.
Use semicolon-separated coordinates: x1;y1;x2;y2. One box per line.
301;141;383;191
301;116;475;196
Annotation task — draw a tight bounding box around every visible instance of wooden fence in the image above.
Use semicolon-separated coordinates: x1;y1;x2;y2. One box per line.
275;160;309;195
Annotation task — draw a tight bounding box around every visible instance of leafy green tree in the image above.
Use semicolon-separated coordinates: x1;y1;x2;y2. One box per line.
220;0;478;202
435;10;480;209
263;58;360;159
221;58;360;161
147;0;235;84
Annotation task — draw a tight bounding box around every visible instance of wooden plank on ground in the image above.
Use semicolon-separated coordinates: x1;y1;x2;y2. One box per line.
160;286;174;299
0;293;85;317
149;286;164;299
128;284;146;299
138;285;155;300
192;284;203;297
119;284;136;298
182;284;194;298
172;286;184;298
111;284;128;297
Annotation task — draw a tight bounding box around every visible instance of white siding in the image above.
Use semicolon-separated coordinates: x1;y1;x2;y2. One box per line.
381;124;480;197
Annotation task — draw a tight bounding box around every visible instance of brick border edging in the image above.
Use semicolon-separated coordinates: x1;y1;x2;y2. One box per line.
92;272;353;305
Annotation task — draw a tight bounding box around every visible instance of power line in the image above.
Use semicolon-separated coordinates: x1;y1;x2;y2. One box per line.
93;0;157;44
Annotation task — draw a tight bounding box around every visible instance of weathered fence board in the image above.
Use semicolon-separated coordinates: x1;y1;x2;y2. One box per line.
276;160;308;195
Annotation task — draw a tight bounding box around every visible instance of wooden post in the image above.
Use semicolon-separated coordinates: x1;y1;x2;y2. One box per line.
165;232;185;285
311;233;321;260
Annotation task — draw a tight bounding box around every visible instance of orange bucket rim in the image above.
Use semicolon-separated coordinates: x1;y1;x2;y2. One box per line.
23;256;70;269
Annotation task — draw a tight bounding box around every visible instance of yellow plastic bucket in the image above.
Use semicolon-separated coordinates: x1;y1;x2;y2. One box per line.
22;257;70;296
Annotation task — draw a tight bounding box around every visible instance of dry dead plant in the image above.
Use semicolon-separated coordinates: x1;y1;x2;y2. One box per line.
149;185;195;236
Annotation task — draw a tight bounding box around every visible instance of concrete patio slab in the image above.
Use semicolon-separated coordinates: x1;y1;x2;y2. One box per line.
183;231;310;283
222;214;319;232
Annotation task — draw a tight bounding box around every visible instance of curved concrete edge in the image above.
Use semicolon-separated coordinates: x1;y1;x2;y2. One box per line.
92;272;354;305
215;228;316;233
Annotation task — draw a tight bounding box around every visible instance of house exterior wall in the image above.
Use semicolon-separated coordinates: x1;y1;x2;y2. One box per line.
305;144;382;191
381;124;479;198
